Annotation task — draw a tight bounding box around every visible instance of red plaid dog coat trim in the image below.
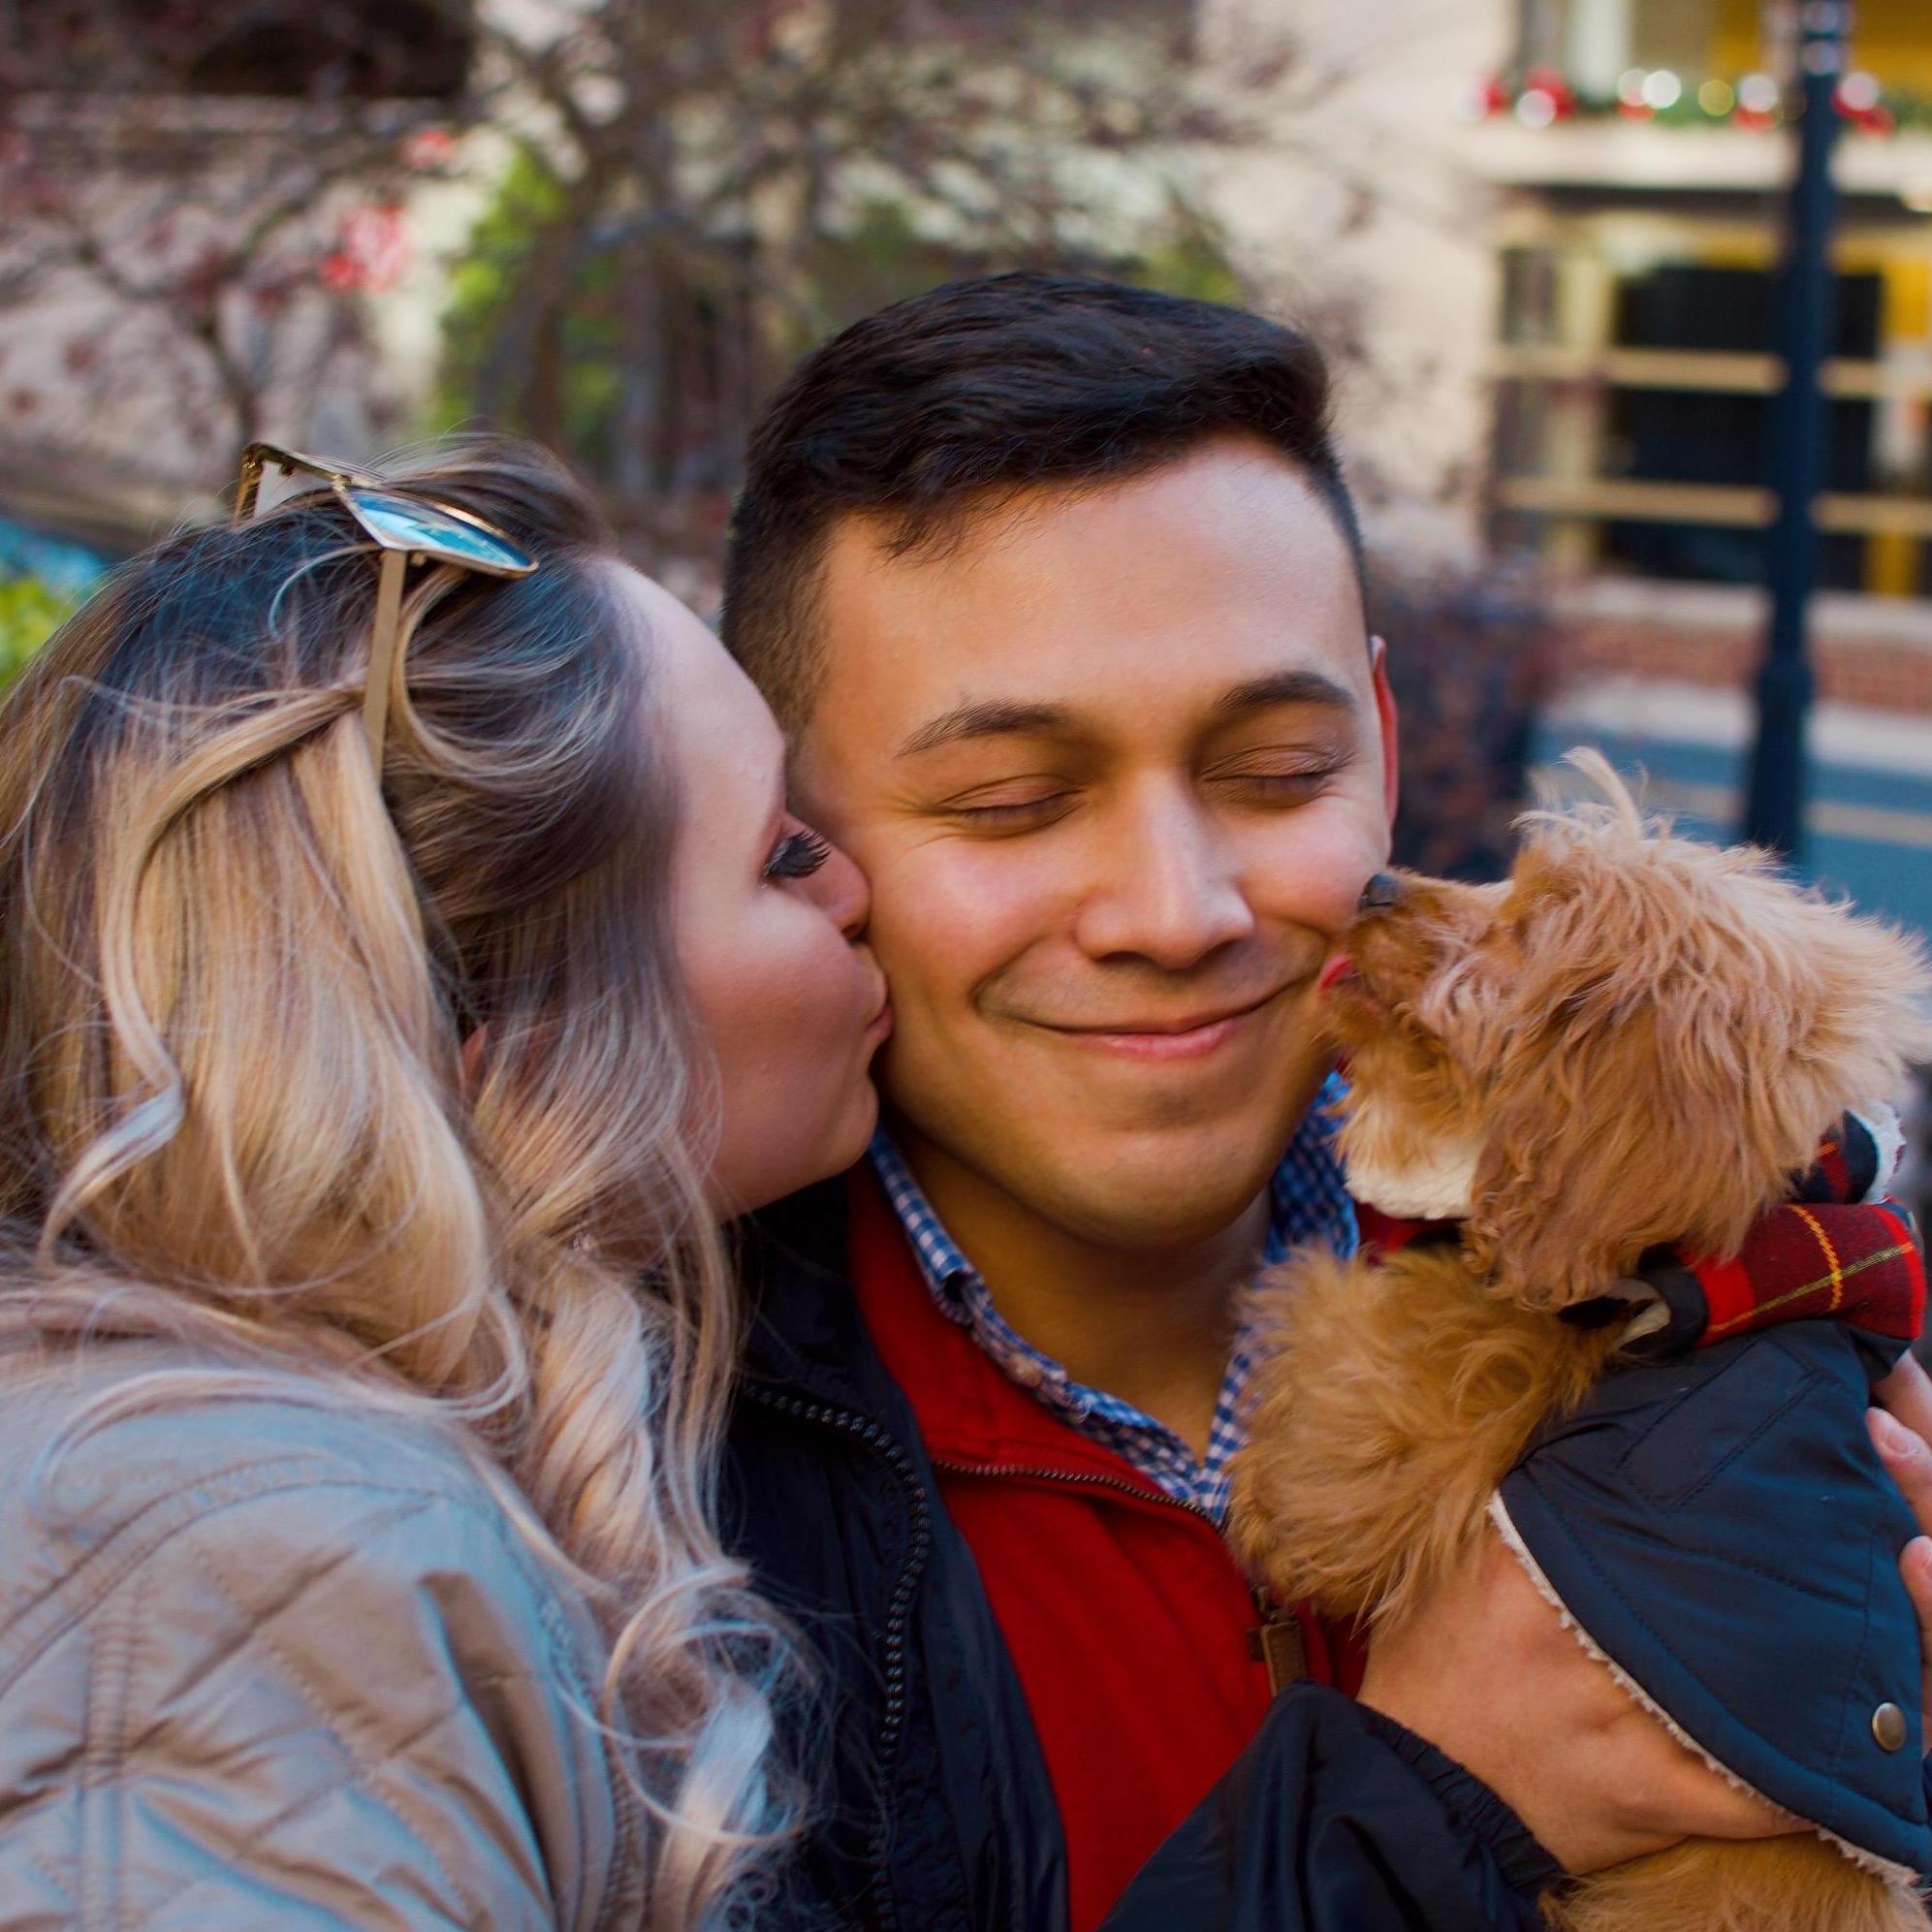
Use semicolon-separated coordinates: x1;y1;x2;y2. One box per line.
1363;1113;1926;1355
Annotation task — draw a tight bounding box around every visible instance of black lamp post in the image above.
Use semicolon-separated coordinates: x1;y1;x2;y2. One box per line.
1740;0;1851;860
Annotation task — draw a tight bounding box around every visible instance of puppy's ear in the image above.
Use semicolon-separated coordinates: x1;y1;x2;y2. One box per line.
1460;832;1932;1312
1459;989;1748;1310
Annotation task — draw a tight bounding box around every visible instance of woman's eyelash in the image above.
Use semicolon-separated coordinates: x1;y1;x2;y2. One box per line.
764;827;833;881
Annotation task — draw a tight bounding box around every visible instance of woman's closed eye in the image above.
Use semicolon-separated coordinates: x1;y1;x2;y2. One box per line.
764;825;833;882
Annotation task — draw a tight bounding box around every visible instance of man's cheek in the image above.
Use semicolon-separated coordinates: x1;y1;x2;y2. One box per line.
1245;813;1390;930
871;840;1064;976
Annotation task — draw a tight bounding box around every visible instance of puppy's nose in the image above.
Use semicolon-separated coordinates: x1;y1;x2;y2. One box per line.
1357;871;1403;912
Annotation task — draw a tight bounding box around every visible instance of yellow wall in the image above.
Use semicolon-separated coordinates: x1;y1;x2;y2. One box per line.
1851;0;1932;92
1711;0;1759;77
1712;0;1932;89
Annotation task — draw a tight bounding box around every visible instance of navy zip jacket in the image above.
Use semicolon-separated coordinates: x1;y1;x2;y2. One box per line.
721;1183;1558;1931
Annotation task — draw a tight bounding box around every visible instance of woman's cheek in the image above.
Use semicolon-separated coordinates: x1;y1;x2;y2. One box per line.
760;904;866;1061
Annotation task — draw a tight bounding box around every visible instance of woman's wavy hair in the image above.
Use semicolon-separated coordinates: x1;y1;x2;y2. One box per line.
0;436;790;1927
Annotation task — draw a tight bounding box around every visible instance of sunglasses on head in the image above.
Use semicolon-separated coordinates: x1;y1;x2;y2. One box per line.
233;442;539;764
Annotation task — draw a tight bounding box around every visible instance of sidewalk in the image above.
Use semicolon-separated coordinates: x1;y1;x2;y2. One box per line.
1535;675;1932;942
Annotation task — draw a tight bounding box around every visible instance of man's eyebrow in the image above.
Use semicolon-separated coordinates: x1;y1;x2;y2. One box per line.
897;700;1073;758
1210;670;1358;721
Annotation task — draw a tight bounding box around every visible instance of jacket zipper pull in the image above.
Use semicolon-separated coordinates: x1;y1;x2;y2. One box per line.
1248;1599;1308;1695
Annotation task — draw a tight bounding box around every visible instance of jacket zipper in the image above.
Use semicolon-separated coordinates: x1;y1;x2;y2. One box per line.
931;1456;1306;1689
929;1454;1222;1526
742;1382;931;1932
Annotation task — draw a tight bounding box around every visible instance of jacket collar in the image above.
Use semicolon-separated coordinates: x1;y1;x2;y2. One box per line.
844;1167;1173;1488
733;1178;886;1419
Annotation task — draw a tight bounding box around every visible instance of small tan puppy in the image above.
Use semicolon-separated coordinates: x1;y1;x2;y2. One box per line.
1231;754;1932;1932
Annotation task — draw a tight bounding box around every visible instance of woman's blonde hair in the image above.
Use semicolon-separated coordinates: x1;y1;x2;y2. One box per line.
0;437;789;1927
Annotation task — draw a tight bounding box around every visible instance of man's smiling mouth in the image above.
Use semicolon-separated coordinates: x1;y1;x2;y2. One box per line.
1023;987;1294;1061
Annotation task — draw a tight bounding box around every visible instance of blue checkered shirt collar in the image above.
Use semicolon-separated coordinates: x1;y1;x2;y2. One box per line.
868;1071;1358;1520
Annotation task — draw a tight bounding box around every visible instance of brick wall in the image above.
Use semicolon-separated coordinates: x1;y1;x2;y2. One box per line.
1553;586;1932;715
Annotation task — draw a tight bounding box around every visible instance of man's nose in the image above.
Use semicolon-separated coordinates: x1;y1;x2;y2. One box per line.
1076;791;1255;967
1357;871;1403;912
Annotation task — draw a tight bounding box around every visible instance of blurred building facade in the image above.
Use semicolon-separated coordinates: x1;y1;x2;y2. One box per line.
1209;0;1932;712
0;0;475;573
6;0;1932;718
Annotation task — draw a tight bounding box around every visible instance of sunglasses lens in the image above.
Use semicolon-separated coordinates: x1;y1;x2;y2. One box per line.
345;490;535;576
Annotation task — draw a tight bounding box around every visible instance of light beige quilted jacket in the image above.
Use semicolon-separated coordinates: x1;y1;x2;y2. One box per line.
0;1341;647;1929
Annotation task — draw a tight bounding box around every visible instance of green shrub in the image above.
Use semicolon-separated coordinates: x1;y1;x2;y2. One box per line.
0;576;79;685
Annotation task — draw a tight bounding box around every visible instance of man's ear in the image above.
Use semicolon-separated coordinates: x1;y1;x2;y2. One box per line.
1370;635;1399;828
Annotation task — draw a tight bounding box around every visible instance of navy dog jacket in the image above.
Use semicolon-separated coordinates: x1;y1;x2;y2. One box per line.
1497;1320;1931;1881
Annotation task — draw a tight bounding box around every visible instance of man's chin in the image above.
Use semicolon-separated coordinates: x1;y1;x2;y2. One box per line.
1007;1144;1286;1251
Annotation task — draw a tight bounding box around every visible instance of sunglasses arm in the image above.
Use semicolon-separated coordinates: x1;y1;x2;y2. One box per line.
363;547;411;767
232;449;269;523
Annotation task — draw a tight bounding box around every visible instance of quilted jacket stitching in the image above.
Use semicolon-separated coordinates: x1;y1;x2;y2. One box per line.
111;1561;144;1931
1522;1460;1913;1835
182;1487;497;1926
0;1463;508;1688
0;1390;642;1931
0;1445;390;1638
8;1474;568;1927
126;1476;626;1927
1613;1343;1821;1515
138;1698;487;1925
79;1557;141;1930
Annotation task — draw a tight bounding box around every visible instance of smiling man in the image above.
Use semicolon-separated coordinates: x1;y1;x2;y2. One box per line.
716;273;1932;1932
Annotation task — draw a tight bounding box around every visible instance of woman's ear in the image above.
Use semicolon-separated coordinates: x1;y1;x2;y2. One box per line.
459;1027;488;1100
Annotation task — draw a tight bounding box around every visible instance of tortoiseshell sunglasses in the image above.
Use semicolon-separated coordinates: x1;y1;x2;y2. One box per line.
233;441;538;763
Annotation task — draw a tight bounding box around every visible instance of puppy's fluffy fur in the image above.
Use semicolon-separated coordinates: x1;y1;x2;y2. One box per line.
1230;753;1932;1932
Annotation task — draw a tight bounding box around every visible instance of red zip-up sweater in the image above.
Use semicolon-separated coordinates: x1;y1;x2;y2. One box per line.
847;1172;1364;1931
846;1148;1920;1930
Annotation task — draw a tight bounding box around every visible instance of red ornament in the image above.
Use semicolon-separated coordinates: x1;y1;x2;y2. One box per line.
321;203;411;295
1524;65;1577;118
400;128;455;172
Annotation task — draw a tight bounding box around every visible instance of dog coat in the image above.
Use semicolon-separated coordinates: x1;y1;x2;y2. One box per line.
1495;1130;1932;1883
1495;1320;1929;1881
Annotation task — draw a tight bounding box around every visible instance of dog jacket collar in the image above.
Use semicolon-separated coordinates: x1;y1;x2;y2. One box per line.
1366;1114;1927;1356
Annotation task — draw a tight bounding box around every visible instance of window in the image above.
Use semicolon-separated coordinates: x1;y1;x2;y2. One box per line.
13;1;473;103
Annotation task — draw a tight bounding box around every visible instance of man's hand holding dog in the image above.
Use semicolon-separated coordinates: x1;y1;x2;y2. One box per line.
1871;1352;1932;1750
1358;1357;1932;1879
1356;1528;1796;1876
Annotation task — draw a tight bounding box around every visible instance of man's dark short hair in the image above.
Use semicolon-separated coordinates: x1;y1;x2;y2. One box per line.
720;270;1365;732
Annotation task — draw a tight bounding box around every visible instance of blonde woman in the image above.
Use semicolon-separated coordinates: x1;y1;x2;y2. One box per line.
0;439;890;1929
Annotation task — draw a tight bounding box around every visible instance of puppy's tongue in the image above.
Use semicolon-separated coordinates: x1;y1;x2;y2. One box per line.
1318;953;1356;994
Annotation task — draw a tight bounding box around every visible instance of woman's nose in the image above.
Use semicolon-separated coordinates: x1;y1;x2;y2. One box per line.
814;837;871;941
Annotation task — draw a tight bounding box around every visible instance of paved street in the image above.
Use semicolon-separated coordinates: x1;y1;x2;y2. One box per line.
1534;680;1932;944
